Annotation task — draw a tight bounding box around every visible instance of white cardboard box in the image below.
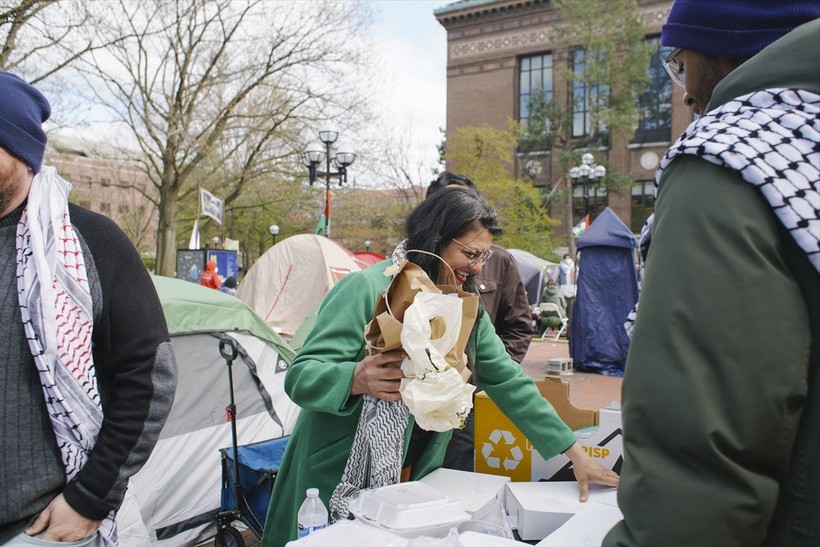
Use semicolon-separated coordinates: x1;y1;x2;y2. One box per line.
504;481;619;541
529;406;623;482
419;468;510;521
536;501;623;546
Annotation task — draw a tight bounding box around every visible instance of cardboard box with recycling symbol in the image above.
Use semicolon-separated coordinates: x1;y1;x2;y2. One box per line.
474;377;622;481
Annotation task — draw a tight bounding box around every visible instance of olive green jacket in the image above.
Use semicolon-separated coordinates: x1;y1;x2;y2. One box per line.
260;259;576;546
605;20;820;547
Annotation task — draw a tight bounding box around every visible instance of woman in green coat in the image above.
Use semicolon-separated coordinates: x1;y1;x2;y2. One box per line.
261;187;619;546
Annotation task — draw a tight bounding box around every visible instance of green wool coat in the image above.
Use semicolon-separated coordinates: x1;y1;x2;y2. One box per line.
261;260;576;546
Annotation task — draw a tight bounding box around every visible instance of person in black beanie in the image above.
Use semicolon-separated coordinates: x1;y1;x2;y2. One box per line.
605;2;819;546
0;71;177;546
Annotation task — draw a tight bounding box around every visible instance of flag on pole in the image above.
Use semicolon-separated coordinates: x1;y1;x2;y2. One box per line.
315;187;331;236
572;214;590;236
188;218;200;249
314;202;328;236
200;188;224;224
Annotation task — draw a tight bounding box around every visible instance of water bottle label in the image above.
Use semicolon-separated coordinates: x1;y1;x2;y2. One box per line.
297;523;327;538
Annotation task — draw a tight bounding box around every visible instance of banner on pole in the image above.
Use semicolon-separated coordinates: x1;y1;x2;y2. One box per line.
200;188;224;224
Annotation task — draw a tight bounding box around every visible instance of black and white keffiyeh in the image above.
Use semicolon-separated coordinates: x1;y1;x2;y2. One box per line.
16;167;117;546
328;396;409;521
625;88;819;337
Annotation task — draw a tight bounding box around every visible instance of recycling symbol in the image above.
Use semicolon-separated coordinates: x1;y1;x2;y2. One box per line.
482;429;523;471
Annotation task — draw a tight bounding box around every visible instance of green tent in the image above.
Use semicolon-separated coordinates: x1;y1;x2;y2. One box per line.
152;274;294;360
117;276;299;546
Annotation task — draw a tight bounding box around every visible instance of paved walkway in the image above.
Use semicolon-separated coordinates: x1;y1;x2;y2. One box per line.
520;336;623;411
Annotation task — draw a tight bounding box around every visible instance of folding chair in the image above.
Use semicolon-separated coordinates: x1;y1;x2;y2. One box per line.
539;302;568;341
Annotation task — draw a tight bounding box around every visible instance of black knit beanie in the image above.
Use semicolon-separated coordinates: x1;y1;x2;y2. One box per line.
0;71;51;173
662;0;820;59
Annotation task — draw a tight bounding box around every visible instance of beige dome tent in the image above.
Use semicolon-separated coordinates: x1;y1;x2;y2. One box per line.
237;234;362;336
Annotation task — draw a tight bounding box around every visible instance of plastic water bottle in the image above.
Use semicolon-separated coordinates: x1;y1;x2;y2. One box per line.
297;488;328;538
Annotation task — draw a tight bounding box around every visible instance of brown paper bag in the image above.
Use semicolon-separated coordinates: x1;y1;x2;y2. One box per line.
364;252;479;381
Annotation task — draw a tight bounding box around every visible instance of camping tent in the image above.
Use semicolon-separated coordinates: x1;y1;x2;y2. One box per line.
353;250;387;268
116;276;300;546
508;248;559;306
237;234;362;336
569;208;639;376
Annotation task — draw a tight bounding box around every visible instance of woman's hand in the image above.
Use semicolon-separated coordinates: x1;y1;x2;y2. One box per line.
351;350;406;401
565;442;620;501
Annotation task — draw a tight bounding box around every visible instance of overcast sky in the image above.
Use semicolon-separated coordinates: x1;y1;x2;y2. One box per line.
50;0;452;185
366;0;449;180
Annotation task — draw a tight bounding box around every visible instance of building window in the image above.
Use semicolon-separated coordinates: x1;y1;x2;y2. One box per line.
633;37;673;144
519;53;553;123
631;179;654;232
571;48;607;139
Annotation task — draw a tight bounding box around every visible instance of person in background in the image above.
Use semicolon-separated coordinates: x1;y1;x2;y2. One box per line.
605;2;819;545
0;71;177;546
263;187;618;546
421;172;532;472
220;275;238;296
558;253;577;328
199;259;221;290
539;279;567;337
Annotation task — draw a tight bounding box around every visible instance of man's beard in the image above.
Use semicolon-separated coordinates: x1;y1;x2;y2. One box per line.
0;168;26;218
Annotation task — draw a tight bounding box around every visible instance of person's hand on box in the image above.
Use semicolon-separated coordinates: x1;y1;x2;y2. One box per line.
352;350;406;401
565;442;620;501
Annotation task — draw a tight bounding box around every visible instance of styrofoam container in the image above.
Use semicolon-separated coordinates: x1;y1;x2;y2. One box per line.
348;482;470;538
285;520;408;546
419;468;510;521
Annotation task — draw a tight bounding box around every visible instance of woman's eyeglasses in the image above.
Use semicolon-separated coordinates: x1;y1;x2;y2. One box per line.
451;237;493;266
663;48;685;88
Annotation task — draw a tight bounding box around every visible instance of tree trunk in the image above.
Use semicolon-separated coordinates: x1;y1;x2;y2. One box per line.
155;187;178;277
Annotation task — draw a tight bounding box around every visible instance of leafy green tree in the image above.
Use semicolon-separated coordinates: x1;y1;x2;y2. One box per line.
446;122;558;259
519;0;650;254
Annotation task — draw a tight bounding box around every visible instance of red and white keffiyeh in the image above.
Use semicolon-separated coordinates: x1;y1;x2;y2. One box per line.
16;166;116;546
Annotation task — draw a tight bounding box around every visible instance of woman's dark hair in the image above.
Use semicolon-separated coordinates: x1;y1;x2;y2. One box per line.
405;186;501;284
425;171;476;198
223;276;237;289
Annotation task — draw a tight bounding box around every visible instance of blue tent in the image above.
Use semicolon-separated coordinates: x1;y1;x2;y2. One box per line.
570;208;639;376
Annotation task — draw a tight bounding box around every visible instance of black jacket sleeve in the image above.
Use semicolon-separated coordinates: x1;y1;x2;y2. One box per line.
62;204;177;519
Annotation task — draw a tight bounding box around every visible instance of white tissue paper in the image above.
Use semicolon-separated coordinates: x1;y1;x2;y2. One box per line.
399;292;475;432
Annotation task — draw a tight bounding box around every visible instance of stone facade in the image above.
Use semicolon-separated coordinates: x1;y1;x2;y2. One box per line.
435;0;691;232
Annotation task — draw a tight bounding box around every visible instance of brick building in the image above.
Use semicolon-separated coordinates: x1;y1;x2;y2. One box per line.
434;0;691;232
45;134;158;259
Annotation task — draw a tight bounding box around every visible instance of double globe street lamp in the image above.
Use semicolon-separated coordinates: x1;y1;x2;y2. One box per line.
302;129;356;238
569;152;606;220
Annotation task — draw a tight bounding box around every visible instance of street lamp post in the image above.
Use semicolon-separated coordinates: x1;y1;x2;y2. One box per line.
569;152;606;220
302;129;356;238
269;224;280;246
